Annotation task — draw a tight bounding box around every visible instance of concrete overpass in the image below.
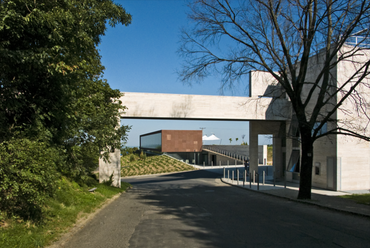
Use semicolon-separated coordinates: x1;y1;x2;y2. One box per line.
101;49;370;191
100;73;292;188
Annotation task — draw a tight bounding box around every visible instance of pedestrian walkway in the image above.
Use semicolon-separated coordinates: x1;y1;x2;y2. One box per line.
220;175;370;218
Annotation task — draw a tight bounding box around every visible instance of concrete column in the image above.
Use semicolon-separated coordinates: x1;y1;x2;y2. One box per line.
99;149;121;188
273;135;283;179
285;121;293;182
249;122;259;176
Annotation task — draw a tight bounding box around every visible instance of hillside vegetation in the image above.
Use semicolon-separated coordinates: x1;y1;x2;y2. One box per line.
121;153;195;177
0;177;131;248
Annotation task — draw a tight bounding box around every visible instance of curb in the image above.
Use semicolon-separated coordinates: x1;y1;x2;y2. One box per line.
220;177;370;219
120;169;198;179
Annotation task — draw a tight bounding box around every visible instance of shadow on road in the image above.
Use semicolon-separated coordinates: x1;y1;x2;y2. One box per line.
124;170;273;247
122;170;221;185
123;170;370;247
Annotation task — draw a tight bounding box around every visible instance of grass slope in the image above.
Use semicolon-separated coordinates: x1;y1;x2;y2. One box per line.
0;177;130;248
121;154;195;177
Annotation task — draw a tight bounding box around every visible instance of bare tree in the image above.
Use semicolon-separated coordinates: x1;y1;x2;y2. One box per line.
179;0;370;199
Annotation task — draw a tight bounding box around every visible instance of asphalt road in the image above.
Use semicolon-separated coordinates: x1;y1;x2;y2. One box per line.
61;170;370;248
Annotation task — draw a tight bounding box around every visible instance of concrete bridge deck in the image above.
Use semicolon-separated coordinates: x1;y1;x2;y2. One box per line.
120;92;290;121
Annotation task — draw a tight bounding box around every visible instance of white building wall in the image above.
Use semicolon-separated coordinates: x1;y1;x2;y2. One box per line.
281;46;370;190
335;47;370;190
337;136;370;190
312;134;337;189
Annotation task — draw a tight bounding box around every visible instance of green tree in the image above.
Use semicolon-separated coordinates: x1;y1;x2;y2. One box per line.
0;0;131;172
229;138;232;143
179;0;370;199
0;0;131;218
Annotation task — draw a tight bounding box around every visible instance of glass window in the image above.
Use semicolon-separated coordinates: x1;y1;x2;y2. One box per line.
140;132;162;150
287;150;300;172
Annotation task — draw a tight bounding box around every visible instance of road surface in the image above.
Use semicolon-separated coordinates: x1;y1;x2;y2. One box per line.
61;170;370;248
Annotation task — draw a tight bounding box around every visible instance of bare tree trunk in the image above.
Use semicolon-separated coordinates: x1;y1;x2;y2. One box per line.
298;126;314;199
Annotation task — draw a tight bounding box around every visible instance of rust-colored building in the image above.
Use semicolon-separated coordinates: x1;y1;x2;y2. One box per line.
140;130;202;153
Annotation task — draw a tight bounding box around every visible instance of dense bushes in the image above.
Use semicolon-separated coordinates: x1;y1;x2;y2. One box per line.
0;137;59;220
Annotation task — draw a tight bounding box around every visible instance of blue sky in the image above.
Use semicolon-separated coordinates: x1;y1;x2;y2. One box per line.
98;0;270;146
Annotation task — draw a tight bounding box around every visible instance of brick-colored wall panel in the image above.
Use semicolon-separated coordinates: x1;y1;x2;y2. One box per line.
161;130;202;153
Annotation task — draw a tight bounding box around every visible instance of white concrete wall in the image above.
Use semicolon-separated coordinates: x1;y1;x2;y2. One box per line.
337;136;370;190
334;47;370;190
336;46;370;138
249;121;284;180
312;134;337;189
250;71;283;98
99;150;121;188
262;145;268;165
305;46;370;190
120;92;290;121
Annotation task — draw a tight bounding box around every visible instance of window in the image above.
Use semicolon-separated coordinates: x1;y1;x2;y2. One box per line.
140;132;162;150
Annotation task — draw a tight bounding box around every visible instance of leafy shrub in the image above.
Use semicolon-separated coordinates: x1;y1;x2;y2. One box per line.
140;151;147;160
0;137;59;221
129;154;136;162
121;147;138;155
102;173;114;186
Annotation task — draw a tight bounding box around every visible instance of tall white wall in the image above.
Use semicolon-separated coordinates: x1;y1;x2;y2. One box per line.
99;150;121;188
306;46;370;190
334;47;370;190
337;136;370;190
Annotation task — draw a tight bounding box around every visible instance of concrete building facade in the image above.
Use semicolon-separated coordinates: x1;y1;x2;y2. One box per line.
100;45;370;191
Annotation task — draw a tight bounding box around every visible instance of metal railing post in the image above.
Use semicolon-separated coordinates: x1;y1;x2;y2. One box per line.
257;173;259;190
232;170;234;184
243;169;246;186
263;171;265;185
237;169;239;185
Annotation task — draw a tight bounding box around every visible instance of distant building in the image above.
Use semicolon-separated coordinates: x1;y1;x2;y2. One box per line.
140;130;202;164
140;130;202;152
140;130;269;167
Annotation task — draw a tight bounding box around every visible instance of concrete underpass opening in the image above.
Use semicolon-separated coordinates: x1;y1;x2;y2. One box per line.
258;134;273;182
122;118;250;167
